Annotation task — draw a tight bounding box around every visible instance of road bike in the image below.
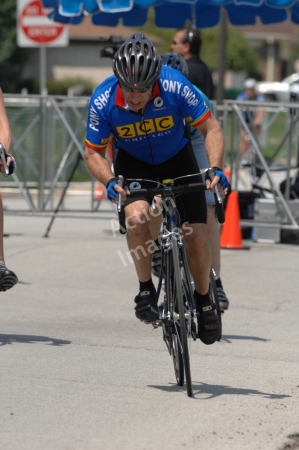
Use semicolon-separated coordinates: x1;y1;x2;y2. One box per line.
117;170;224;397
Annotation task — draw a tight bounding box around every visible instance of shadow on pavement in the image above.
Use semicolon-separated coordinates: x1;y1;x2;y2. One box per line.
148;381;291;400
280;434;299;450
0;334;71;346
221;334;270;343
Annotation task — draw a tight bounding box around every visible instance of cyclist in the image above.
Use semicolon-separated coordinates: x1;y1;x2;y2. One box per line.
237;78;264;161
84;33;229;345
156;52;229;312
0;87;18;291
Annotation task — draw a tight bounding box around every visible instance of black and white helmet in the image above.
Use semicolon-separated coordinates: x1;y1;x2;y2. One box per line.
112;33;162;91
161;52;188;78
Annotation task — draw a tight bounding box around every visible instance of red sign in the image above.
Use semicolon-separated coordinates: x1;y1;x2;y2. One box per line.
19;0;65;45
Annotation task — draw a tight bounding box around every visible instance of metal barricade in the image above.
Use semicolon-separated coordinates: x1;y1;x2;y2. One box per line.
3;94;94;213
221;99;299;235
2;94;299;236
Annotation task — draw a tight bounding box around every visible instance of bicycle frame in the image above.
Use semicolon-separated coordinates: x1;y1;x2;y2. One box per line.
119;172;224;397
155;193;195;324
151;188;196;396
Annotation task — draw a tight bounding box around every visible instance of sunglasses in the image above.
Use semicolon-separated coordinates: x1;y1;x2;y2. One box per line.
121;85;152;94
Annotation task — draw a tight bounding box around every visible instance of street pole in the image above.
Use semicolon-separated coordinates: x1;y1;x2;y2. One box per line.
216;7;227;104
38;46;47;210
39;46;47;95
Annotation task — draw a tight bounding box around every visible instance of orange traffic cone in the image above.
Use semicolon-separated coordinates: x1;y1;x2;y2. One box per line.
220;191;247;249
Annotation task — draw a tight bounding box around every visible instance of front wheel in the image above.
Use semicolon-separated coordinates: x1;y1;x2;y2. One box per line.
171;236;193;397
172;331;184;386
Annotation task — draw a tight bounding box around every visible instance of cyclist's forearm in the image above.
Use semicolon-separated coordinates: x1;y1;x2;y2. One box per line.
84;145;114;186
205;131;224;168
0;92;12;151
254;110;263;126
196;117;224;169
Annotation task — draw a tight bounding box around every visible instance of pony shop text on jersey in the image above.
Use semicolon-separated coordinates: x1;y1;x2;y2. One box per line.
85;65;211;165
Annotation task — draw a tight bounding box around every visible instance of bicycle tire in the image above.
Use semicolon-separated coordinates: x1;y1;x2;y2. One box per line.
171;235;193;397
179;244;197;353
164;249;185;386
172;332;184;386
209;269;222;341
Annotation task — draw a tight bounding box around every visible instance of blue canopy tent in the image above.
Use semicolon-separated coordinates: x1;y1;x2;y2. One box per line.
41;0;299;27
40;0;299;100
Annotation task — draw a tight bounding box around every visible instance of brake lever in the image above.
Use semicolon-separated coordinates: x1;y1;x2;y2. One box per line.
117;175;127;235
117;175;124;213
207;168;225;224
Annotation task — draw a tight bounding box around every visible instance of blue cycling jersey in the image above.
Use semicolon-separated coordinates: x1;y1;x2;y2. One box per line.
190;87;212;133
85;66;211;165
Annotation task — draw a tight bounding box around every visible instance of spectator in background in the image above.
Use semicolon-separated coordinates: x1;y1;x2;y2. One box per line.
167;40;229;311
0;87;18;291
171;28;214;98
237;78;264;160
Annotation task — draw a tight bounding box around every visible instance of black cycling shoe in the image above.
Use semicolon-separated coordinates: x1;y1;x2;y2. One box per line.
0;267;18;292
215;277;229;311
217;286;229;311
134;289;159;323
196;300;220;345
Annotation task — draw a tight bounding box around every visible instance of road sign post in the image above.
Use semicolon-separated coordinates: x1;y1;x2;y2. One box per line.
17;0;69;94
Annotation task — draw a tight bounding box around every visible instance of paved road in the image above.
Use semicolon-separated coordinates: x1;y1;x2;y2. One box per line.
1;196;299;450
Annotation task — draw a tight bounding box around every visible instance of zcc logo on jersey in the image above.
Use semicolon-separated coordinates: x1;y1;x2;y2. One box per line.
116;115;174;138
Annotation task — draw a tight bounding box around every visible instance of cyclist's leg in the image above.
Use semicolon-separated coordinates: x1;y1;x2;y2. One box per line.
125;200;154;280
149;196;163;241
191;130;229;310
155;143;220;344
157;142;210;293
114;149;159;322
114;149;159;275
182;225;220;345
207;205;220;275
0;193;18;291
192;129;220;275
183;223;211;294
240;129;249;156
210;270;222;341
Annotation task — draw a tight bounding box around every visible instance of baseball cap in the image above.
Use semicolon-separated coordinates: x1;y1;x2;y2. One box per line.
244;78;256;89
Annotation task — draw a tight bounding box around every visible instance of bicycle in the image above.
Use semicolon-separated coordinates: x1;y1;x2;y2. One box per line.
117;169;225;397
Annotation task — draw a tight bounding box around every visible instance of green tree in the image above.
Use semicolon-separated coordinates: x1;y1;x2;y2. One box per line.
201;27;259;73
0;0;30;93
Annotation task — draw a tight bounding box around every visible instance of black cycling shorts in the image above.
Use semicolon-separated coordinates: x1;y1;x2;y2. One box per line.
114;142;207;225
